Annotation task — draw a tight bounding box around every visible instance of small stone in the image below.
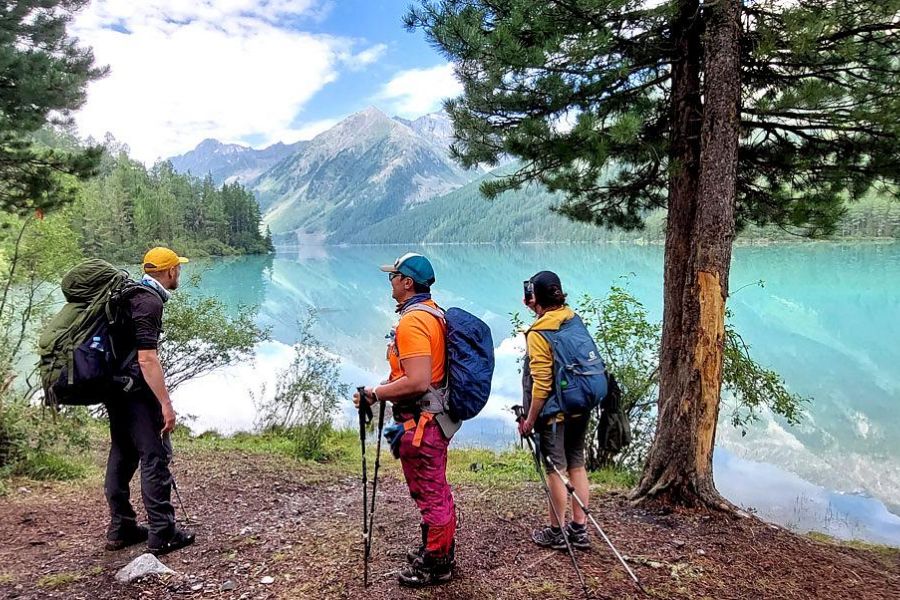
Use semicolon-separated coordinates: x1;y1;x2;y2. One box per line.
222;580;236;591
696;549;706;556
260;576;274;585
191;583;203;591
240;526;253;536
672;539;686;548
17;487;30;494
115;553;176;584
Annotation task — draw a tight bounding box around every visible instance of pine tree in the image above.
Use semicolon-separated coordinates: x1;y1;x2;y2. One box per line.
0;1;107;216
407;0;899;508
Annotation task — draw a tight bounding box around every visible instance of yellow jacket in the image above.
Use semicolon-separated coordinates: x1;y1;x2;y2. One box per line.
526;306;575;412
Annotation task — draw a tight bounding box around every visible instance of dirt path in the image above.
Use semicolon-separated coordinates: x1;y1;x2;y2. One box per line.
1;447;898;599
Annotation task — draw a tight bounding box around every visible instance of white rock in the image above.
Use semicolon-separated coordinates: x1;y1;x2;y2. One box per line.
115;553;176;583
260;576;274;585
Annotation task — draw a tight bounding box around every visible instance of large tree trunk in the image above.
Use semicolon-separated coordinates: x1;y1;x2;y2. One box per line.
633;0;742;508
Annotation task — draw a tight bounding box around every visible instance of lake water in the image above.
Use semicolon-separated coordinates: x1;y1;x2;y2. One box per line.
171;243;900;546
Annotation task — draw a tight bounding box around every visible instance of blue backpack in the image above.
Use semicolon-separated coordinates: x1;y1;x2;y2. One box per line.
402;304;495;421
533;314;607;417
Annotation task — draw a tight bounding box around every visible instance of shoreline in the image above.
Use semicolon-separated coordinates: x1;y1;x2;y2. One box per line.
1;430;898;600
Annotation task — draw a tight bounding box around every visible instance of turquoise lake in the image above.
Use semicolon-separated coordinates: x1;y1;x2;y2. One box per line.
170;243;900;546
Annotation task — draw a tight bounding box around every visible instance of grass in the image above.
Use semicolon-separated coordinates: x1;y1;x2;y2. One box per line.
17;452;88;481
807;532;900;556
177;425;636;492
3;418;636;499
36;572;83;588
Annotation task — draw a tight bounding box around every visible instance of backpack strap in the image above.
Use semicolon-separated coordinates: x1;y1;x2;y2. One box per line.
396;302;462;438
397;302;449;382
400;302;445;321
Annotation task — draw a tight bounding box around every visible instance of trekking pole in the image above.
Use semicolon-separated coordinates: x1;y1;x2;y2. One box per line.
163;433;192;524
357;386;373;587
171;476;192;524
541;454;646;594
366;399;387;560
513;406;590;600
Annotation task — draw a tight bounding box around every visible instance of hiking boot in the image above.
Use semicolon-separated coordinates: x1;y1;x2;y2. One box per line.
398;553;454;588
531;525;566;549
408;540;456;565
566;522;591;550
148;527;196;556
105;524;149;551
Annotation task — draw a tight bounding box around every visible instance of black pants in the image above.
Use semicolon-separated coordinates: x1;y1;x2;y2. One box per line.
104;391;175;546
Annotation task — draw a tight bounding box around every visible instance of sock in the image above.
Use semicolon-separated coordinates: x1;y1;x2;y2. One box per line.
570;521;586;531
550;525;562;533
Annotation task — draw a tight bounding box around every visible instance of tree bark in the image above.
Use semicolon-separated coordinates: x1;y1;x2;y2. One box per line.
633;0;741;508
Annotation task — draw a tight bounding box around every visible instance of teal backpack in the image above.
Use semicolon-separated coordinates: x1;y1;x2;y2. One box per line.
533;314;608;418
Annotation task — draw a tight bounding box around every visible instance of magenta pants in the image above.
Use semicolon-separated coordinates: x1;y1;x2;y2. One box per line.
398;419;456;555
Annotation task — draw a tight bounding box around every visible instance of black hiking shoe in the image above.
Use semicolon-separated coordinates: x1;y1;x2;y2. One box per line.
148;527;196;556
105;524;149;551
398;553;454;588
566;522;591;550
532;525;566;549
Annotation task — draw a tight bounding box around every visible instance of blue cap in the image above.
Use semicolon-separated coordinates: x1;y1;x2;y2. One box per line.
380;252;435;286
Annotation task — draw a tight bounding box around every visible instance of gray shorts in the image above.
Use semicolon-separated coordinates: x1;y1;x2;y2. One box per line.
538;414;589;473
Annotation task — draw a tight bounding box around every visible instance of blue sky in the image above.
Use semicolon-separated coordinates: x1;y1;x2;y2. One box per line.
72;1;461;163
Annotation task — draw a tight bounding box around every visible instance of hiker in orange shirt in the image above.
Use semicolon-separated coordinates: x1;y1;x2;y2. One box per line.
354;252;458;587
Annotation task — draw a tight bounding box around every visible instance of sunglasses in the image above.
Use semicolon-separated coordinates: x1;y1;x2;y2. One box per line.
388;271;405;281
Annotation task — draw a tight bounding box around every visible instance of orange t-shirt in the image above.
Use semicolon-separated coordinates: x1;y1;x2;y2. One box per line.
387;300;446;385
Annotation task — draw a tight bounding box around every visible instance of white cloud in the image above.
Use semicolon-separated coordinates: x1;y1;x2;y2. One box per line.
72;1;375;163
342;43;388;71
377;63;463;117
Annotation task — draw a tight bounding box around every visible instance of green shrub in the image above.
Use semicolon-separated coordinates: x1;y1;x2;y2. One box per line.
255;312;349;463
0;398;92;482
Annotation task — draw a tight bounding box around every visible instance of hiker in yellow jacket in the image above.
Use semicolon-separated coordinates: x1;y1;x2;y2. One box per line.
519;271;592;551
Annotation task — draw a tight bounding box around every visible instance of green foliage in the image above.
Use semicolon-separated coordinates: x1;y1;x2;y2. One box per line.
519;280;807;472
0;1;107;216
406;0;899;236
345;164;894;244
255;312;350;462
68;149;271;262
724;312;806;434
577;283;661;470
0;213;82;387
159;273;268;392
0;397;91;481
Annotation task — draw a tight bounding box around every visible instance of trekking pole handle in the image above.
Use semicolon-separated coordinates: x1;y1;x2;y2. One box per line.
512;405;536;442
512;404;526;423
357;386;373;420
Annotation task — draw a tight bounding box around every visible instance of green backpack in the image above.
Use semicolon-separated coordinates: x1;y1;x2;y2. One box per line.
596;373;632;454
38;259;142;407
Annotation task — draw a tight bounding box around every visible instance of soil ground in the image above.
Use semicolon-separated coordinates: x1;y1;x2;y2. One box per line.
1;441;898;600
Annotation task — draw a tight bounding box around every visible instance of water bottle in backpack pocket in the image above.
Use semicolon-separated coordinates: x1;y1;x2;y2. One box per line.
48;317;135;406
